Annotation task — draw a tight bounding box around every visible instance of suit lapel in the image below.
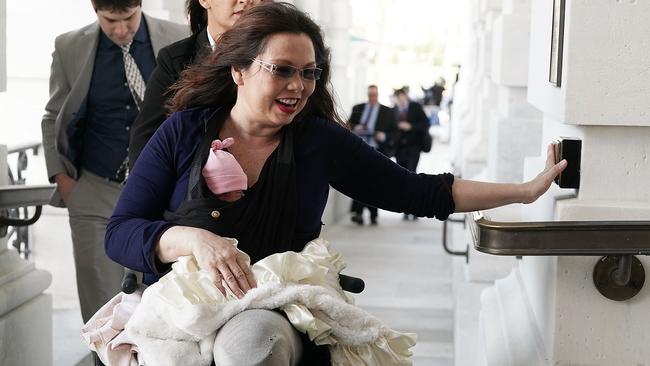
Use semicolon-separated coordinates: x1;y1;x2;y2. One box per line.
53;23;99;179
67;23;100;113
194;29;211;61
145;14;165;56
146;14;184;56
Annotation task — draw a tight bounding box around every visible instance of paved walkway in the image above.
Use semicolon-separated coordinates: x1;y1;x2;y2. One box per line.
29;129;454;366
324;210;454;365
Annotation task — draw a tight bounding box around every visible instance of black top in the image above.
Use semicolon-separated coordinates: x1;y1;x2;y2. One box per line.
128;29;211;169
163;108;308;265
106;107;456;284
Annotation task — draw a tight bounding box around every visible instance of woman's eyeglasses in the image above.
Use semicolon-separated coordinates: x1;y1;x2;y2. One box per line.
252;59;322;81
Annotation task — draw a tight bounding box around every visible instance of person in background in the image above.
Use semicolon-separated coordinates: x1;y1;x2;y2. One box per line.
105;3;567;364
40;0;187;324
128;0;266;169
393;87;430;220
425;78;446;126
348;84;398;225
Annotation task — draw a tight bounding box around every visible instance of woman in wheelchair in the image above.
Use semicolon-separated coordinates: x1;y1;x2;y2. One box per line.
103;3;566;365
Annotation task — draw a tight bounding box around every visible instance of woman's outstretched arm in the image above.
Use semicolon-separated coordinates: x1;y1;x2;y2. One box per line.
452;144;567;212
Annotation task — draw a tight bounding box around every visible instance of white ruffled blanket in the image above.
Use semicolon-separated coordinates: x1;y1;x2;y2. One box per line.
125;238;417;365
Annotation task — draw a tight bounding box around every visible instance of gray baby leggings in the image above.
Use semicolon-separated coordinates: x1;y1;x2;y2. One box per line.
213;309;303;366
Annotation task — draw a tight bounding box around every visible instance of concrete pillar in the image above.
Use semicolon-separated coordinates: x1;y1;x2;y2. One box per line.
0;145;53;366
142;0;186;24
452;5;548;366
487;0;542;183
449;1;479;171
293;0;356;225
1;0;6;92
452;0;504;179
478;0;650;364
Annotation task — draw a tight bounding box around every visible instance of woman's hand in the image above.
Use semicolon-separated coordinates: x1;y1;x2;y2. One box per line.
156;226;257;298
189;228;257;298
521;143;568;204
452;143;568;212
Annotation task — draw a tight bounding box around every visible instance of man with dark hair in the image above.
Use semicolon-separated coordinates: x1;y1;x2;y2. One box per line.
348;85;398;225
90;0;140;11
41;0;187;323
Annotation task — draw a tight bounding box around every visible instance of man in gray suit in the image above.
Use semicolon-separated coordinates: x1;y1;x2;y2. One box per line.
41;0;187;322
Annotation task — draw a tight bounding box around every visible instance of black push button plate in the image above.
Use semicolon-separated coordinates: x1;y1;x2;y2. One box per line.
554;138;581;189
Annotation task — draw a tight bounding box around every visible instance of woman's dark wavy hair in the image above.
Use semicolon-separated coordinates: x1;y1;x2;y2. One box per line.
185;0;207;35
168;2;344;125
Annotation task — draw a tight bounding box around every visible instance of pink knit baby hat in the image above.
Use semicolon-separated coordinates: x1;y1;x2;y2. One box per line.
202;137;248;195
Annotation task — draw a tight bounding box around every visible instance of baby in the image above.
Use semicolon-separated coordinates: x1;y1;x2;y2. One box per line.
202;137;248;202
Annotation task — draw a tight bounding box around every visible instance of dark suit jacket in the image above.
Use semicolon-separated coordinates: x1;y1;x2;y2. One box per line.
128;29;211;169
348;103;398;156
394;101;429;149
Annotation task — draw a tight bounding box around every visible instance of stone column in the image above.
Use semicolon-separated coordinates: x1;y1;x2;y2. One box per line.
453;0;504;179
487;0;541;183
142;0;186;24
452;3;546;365
449;1;479;171
1;0;6;92
294;0;357;225
0;145;53;366
478;0;650;364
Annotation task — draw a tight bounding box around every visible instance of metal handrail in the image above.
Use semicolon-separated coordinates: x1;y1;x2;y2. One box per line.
3;143;46;258
0;206;43;227
470;211;650;256
469;210;650;301
7;141;41;185
7;141;41;155
0;185;55;210
0;185;55;258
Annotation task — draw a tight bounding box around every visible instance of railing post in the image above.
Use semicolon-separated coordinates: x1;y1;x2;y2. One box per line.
0;145;54;366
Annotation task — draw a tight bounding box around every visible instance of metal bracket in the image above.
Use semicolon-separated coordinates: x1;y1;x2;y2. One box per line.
0;205;42;257
442;215;469;263
0;205;43;228
0;209;7;237
1;185;54;259
593;255;645;301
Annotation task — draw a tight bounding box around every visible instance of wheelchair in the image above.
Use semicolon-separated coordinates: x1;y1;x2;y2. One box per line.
93;269;365;366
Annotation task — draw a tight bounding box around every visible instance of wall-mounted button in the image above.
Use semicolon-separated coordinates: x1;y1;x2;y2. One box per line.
554;137;581;189
211;210;220;219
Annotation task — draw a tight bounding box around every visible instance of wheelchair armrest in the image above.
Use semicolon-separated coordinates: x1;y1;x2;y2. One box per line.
338;274;365;293
121;270;138;294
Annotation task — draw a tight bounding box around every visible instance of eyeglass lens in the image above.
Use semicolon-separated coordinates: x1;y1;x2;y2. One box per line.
255;59;322;81
273;65;322;81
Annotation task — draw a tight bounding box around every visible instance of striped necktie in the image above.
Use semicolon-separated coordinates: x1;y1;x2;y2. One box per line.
120;41;146;109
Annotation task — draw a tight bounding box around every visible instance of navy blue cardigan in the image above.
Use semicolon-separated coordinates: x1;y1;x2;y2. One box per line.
105;107;455;284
